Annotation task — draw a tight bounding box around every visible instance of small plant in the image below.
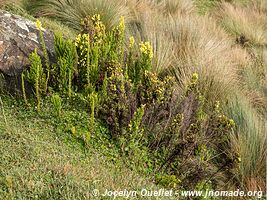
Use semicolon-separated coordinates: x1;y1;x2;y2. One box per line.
127;41;154;86
75;15;107;89
195;144;211;162
21;72;28;106
51;94;62;116
124;105;145;153
25;49;46;113
99;73;136;136
195;180;213;200
36;19;50;93
155;174;181;188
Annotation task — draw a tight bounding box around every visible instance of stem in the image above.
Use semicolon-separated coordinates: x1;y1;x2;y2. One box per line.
38;29;50;93
36;64;40;113
21;73;28;105
0;96;8;127
68;69;72;97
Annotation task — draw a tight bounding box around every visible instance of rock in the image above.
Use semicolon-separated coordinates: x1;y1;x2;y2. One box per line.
0;10;55;94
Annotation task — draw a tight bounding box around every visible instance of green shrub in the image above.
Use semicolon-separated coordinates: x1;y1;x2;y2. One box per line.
155;174;181;188
123;105;145;154
52;33;77;96
36;19;50;93
99;72;136;136
25;49;46;112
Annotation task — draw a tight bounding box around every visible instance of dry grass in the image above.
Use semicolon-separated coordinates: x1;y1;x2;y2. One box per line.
126;0;250;103
212;2;267;47
0;0;21;7
151;0;195;16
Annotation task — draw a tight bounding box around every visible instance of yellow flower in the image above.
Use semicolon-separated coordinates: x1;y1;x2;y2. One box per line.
119;16;125;33
139;41;153;59
228;119;236;127
91;14;100;23
35;19;42;29
71;126;76;135
129;36;135;48
191;72;198;84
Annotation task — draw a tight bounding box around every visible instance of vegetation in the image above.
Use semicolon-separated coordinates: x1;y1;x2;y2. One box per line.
0;96;159;199
0;0;266;199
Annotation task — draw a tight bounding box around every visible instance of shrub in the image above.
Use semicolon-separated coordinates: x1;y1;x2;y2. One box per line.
36;19;50;93
141;74;239;190
155;174;181;188
24;49;46;112
52;33;77;96
99;72;137;136
74;15;126;92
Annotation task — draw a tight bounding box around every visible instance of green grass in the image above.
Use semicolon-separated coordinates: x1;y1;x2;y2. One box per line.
225;94;267;191
0;96;161;199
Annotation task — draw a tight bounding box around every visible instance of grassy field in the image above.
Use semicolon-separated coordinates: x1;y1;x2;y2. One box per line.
0;96;162;199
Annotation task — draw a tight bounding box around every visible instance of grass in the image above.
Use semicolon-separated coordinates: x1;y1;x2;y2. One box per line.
0;96;161;199
212;1;267;47
24;0;131;31
225;94;267;191
39;17;77;40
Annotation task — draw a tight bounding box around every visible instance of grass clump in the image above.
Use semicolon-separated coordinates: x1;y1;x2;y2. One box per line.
212;1;267;47
24;0;131;31
225;95;267;191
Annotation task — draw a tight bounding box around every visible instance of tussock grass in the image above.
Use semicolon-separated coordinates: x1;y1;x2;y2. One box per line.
152;0;195;16
24;0;131;31
241;48;267;113
127;1;250;104
127;8;175;74
0;0;23;8
165;14;245;102
212;2;267;47
226;94;267;191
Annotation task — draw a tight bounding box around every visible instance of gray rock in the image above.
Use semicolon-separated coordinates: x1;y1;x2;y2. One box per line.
0;10;55;94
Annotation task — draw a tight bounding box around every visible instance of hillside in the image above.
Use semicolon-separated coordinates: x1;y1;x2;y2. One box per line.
0;0;266;199
0;96;163;199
